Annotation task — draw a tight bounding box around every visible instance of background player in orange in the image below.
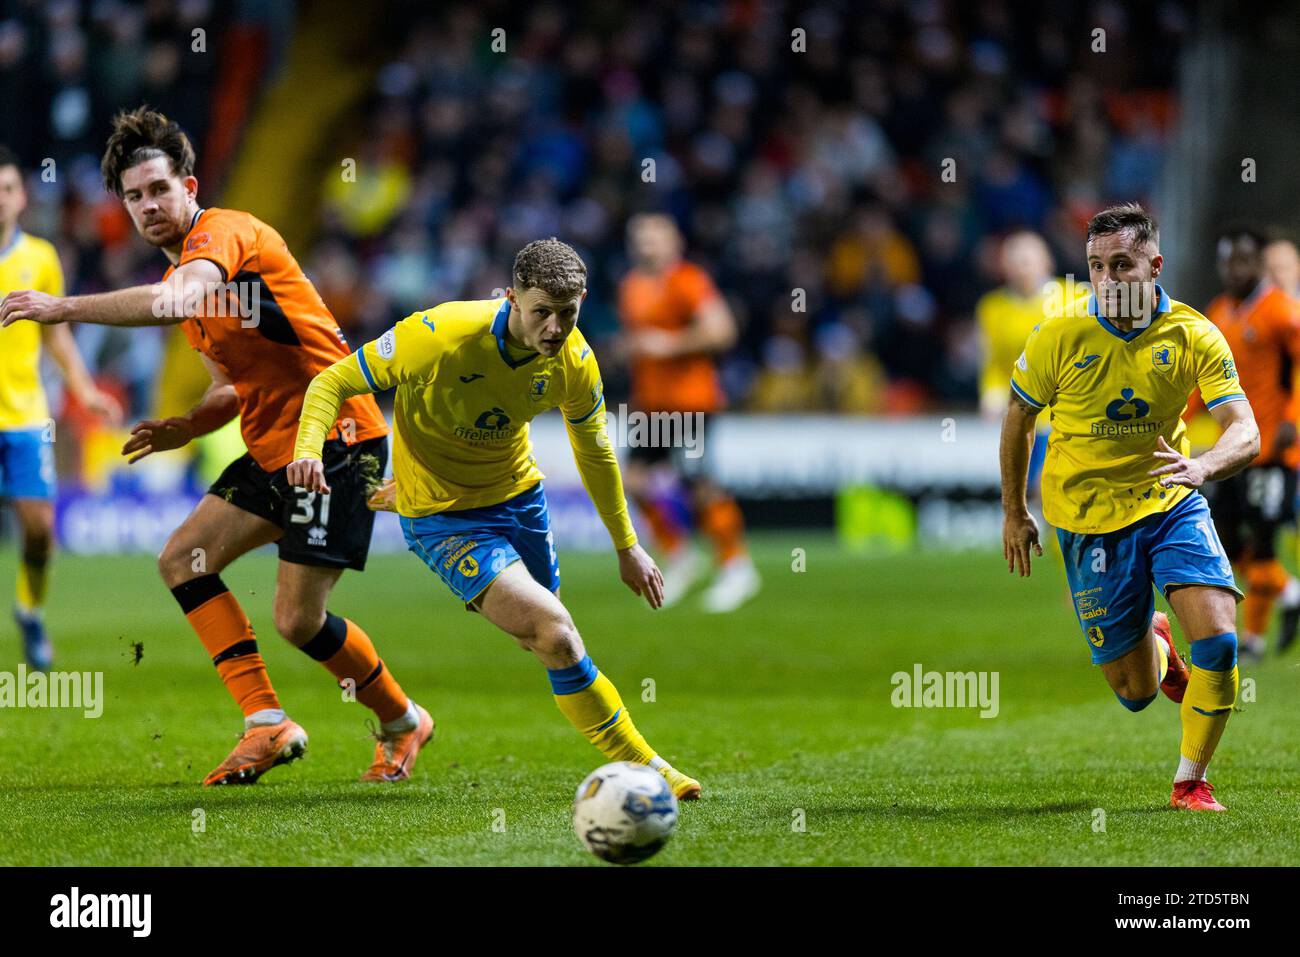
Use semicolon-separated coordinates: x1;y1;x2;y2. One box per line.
1200;227;1300;658
1262;234;1300;652
617;212;759;612
1;108;432;784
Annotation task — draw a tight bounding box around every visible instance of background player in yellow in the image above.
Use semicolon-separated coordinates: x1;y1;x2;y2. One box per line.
289;238;702;800
0;145;121;670
976;231;1085;515
1001;204;1260;812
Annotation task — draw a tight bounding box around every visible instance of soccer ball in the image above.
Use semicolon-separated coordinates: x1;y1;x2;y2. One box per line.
573;762;679;864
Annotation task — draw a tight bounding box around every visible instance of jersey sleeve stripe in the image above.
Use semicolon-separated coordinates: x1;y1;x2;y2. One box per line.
1205;392;1247;410
566;394;605;425
1010;379;1046;409
355;349;379;391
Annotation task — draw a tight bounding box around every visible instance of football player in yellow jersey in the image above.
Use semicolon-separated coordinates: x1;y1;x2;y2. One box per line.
1001;204;1260;812
0;145;121;670
289;239;701;800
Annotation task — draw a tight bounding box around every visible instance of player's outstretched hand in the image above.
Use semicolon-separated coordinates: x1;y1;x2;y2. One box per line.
81;387;124;427
0;290;66;327
1148;435;1206;488
1002;510;1042;578
366;476;397;512
617;543;665;609
286;457;330;494
121;417;194;463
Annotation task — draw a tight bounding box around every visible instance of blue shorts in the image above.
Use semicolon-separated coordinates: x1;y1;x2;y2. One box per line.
400;482;560;605
0;428;55;500
1056;491;1241;665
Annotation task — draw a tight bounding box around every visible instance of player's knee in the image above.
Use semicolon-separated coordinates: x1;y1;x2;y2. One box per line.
156;537;194;588
530;614;581;659
272;601;325;646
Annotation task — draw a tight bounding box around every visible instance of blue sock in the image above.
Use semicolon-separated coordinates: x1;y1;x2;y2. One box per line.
547;654;598;694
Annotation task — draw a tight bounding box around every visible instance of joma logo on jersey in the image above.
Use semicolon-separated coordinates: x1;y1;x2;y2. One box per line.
1105;388;1150;421
1151;344;1175;373
529;373;550;400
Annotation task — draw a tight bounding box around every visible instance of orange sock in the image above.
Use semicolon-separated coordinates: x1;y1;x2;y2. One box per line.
1244;559;1289;634
171;575;280;717
699;496;747;564
300;612;409;724
637;496;687;555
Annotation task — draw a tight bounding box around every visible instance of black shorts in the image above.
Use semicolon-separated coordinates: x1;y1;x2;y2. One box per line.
1205;463;1297;562
207;436;389;571
624;411;714;484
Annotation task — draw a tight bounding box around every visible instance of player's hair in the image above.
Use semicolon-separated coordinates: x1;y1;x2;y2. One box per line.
0;143;20;173
1086;203;1159;250
1217;224;1267;251
512;238;588;300
100;106;196;197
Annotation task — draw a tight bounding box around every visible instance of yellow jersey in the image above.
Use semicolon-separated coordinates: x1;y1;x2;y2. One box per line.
976;279;1083;427
295;298;637;548
0;231;64;429
1010;284;1246;534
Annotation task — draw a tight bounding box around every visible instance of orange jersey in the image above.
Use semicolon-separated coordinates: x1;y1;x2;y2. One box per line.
1206;284;1300;466
167;207;388;470
618;260;725;413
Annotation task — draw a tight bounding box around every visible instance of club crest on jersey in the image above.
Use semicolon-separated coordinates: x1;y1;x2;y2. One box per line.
1087;626;1105;647
1151;343;1175;373
185;232;210;252
529;373;551;400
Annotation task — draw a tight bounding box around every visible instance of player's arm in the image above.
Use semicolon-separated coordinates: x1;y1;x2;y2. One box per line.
288;314;434;493
122;353;239;463
999;388;1043;577
1271;305;1300;454
40;321;123;424
0;259;224;328
1153;325;1261;486
563;355;665;609
1150;399;1260;488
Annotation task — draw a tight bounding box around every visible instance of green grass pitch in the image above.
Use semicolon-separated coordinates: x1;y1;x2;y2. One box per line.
1;533;1296;866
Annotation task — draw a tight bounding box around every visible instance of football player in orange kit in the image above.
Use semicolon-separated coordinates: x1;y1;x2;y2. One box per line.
1;108;432;784
617;213;759;612
1201;227;1300;658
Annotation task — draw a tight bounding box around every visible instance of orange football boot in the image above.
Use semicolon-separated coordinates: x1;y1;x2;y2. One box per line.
203;719;308;786
360;704;435;782
1170;779;1227;811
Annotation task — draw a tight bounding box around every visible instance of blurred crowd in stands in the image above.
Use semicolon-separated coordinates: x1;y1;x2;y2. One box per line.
5;0;1192;417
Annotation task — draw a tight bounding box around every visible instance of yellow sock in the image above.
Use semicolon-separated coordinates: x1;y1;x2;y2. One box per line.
1180;633;1238;767
549;656;656;764
16;559;48;614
